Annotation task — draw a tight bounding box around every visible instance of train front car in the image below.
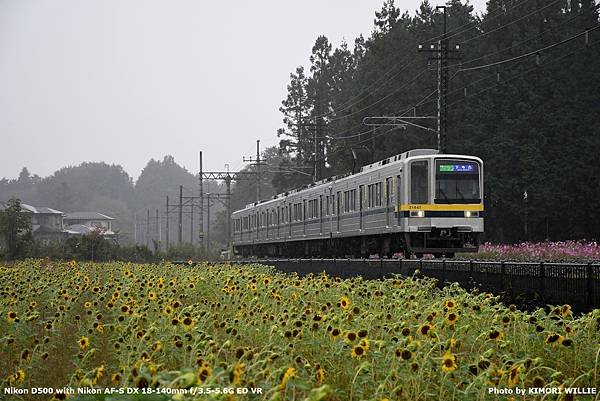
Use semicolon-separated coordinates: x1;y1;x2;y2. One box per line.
401;153;483;258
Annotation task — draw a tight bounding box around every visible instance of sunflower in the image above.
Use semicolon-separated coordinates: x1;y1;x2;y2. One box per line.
488;329;504;341
278;367;297;391
229;362;245;385
163;305;173;315
331;328;341;340
560;304;572;318
340;296;350;309
419;323;432;336
345;331;357;342
7;311;18;322
359;338;370;351
351;345;365;358
446;312;459;325
84;301;92;309
148;292;156;301
441;351;458;372
198;362;212;383
507;365;522;388
68;260;77;268
182;316;195;329
532;376;545;387
111;373;122;384
444;299;457;309
315;365;325;384
187;259;193;266
545;333;564;345
79;336;90;350
8;369;26;385
400;349;412;360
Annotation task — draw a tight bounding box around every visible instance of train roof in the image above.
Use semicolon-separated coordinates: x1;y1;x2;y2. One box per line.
234;149;481;214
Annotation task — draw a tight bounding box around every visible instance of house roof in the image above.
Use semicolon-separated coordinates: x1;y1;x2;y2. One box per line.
66;224;115;236
0;201;63;215
64;212;115;220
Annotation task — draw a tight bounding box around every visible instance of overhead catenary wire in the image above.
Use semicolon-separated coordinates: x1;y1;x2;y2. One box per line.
458;25;600;72
328;67;430;122
447;37;600;110
310;59;420;120
460;0;566;44
445;2;600;71
424;0;537;43
324;32;600;158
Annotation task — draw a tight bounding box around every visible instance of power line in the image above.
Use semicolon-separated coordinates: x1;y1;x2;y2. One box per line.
424;0;536;43
328;68;430;122
447;38;600;109
458;25;599;72
447;3;600;71
461;0;566;44
313;59;420;120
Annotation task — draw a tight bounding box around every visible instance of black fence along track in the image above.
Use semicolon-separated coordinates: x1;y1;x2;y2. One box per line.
235;259;600;313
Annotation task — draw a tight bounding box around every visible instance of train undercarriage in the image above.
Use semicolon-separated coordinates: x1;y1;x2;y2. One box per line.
235;230;480;259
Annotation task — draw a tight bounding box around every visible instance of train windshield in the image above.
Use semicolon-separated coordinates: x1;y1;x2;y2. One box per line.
435;159;481;204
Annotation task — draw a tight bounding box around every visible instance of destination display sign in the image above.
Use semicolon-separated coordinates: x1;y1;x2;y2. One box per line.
438;164;474;172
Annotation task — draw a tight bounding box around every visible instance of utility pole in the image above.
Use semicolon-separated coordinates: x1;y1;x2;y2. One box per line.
199;151;204;252
178;185;183;244
156;209;160;244
165;196;169;250
206;193;211;254
243;139;267;202
418;5;460;153
190;197;194;244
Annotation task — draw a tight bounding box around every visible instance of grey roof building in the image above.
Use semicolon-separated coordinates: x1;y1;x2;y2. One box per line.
63;211;116;238
0;201;66;243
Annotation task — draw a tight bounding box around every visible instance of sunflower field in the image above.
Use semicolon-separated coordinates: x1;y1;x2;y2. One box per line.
1;260;599;401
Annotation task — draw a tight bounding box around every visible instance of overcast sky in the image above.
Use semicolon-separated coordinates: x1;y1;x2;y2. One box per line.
0;0;486;181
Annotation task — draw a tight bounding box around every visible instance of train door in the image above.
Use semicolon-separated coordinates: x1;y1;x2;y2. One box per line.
336;191;341;232
386;177;393;226
359;185;364;230
396;175;402;224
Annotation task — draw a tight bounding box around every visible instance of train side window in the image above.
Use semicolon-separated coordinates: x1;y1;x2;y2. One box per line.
343;191;349;213
375;182;382;207
319;195;323;218
386;177;393;205
359;185;364;211
411;160;429;204
303;200;307;221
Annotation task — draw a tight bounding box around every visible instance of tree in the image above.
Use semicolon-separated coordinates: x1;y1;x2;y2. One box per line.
0;198;32;258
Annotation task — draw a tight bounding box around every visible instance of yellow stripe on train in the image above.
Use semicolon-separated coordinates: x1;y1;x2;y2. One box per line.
397;204;484;212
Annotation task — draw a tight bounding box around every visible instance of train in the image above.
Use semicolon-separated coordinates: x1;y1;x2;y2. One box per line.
231;149;483;258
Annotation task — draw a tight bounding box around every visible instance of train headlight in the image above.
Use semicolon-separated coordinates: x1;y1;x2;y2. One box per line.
464;211;479;218
410;210;425;218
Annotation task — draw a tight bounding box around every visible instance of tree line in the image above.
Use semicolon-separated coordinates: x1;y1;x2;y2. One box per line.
268;0;600;243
